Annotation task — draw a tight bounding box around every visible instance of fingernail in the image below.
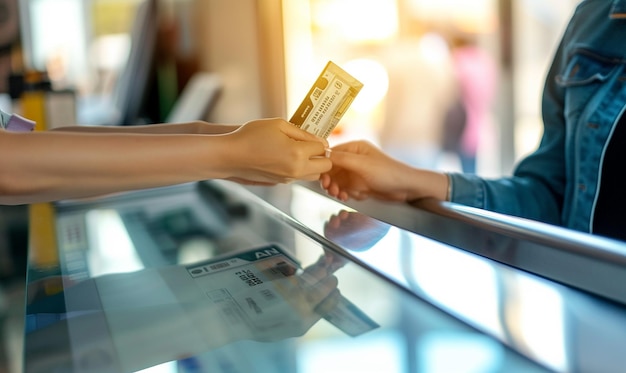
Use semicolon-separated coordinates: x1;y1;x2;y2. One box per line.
325;148;332;158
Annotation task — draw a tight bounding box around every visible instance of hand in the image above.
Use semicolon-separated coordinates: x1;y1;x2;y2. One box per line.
245;256;341;341
320;140;414;201
320;140;448;203
226;118;332;185
324;210;390;251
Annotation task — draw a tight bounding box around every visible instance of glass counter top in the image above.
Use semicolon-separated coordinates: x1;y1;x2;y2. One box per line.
23;181;626;372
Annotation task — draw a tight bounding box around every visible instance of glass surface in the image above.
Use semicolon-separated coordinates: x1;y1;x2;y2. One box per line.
24;181;626;372
283;183;626;373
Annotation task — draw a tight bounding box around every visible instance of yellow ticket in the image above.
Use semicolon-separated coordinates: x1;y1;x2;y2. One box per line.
290;61;363;139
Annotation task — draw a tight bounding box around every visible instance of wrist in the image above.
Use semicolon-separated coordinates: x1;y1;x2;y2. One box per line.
195;135;234;180
405;169;449;204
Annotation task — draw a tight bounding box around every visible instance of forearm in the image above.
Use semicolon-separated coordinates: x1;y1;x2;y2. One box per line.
0;131;230;204
51;121;240;135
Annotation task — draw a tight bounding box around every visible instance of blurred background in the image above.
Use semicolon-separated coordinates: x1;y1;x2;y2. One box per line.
0;0;579;371
2;0;581;172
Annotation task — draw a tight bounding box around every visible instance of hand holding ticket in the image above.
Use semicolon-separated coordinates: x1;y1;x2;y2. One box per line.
290;61;363;139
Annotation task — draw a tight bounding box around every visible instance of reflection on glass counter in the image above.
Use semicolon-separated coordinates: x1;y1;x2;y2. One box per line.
23;181;626;372
288;184;626;373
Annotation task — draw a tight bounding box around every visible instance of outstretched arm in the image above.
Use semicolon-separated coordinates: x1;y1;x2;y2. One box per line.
320;140;448;203
0;118;331;205
51;121;240;135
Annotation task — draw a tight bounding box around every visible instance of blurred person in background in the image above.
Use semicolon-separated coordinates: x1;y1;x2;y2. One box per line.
447;32;498;173
378;31;458;170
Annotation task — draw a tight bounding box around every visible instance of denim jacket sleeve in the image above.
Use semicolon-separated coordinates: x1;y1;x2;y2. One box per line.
448;0;626;228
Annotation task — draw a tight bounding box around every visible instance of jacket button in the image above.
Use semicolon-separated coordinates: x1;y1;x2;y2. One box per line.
578;183;587;192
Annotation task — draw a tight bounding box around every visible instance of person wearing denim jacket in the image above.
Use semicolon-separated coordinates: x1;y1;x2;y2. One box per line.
451;0;626;234
321;0;626;240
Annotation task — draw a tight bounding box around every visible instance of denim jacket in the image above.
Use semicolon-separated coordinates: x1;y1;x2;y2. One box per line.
449;0;626;234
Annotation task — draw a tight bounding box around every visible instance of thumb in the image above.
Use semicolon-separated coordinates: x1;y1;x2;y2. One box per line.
282;121;329;146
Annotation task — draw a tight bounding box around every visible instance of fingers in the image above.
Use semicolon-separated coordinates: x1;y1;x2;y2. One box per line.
305;275;339;307
319;173;331;189
319;141;387;201
338;191;349;201
331;140;375;154
323;181;365;202
278;120;333;177
230;118;333;183
327;149;375;183
322;180;341;198
299;158;333;181
350;191;369;200
277;119;329;147
313;288;341;315
319;178;344;201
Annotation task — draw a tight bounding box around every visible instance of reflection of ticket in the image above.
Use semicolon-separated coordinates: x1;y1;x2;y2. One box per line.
187;244;378;337
290;61;363;139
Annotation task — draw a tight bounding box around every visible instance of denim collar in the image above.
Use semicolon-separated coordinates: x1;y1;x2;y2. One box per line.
611;0;626;18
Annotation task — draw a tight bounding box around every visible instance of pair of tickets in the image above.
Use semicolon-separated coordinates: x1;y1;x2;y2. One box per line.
290;61;363;139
